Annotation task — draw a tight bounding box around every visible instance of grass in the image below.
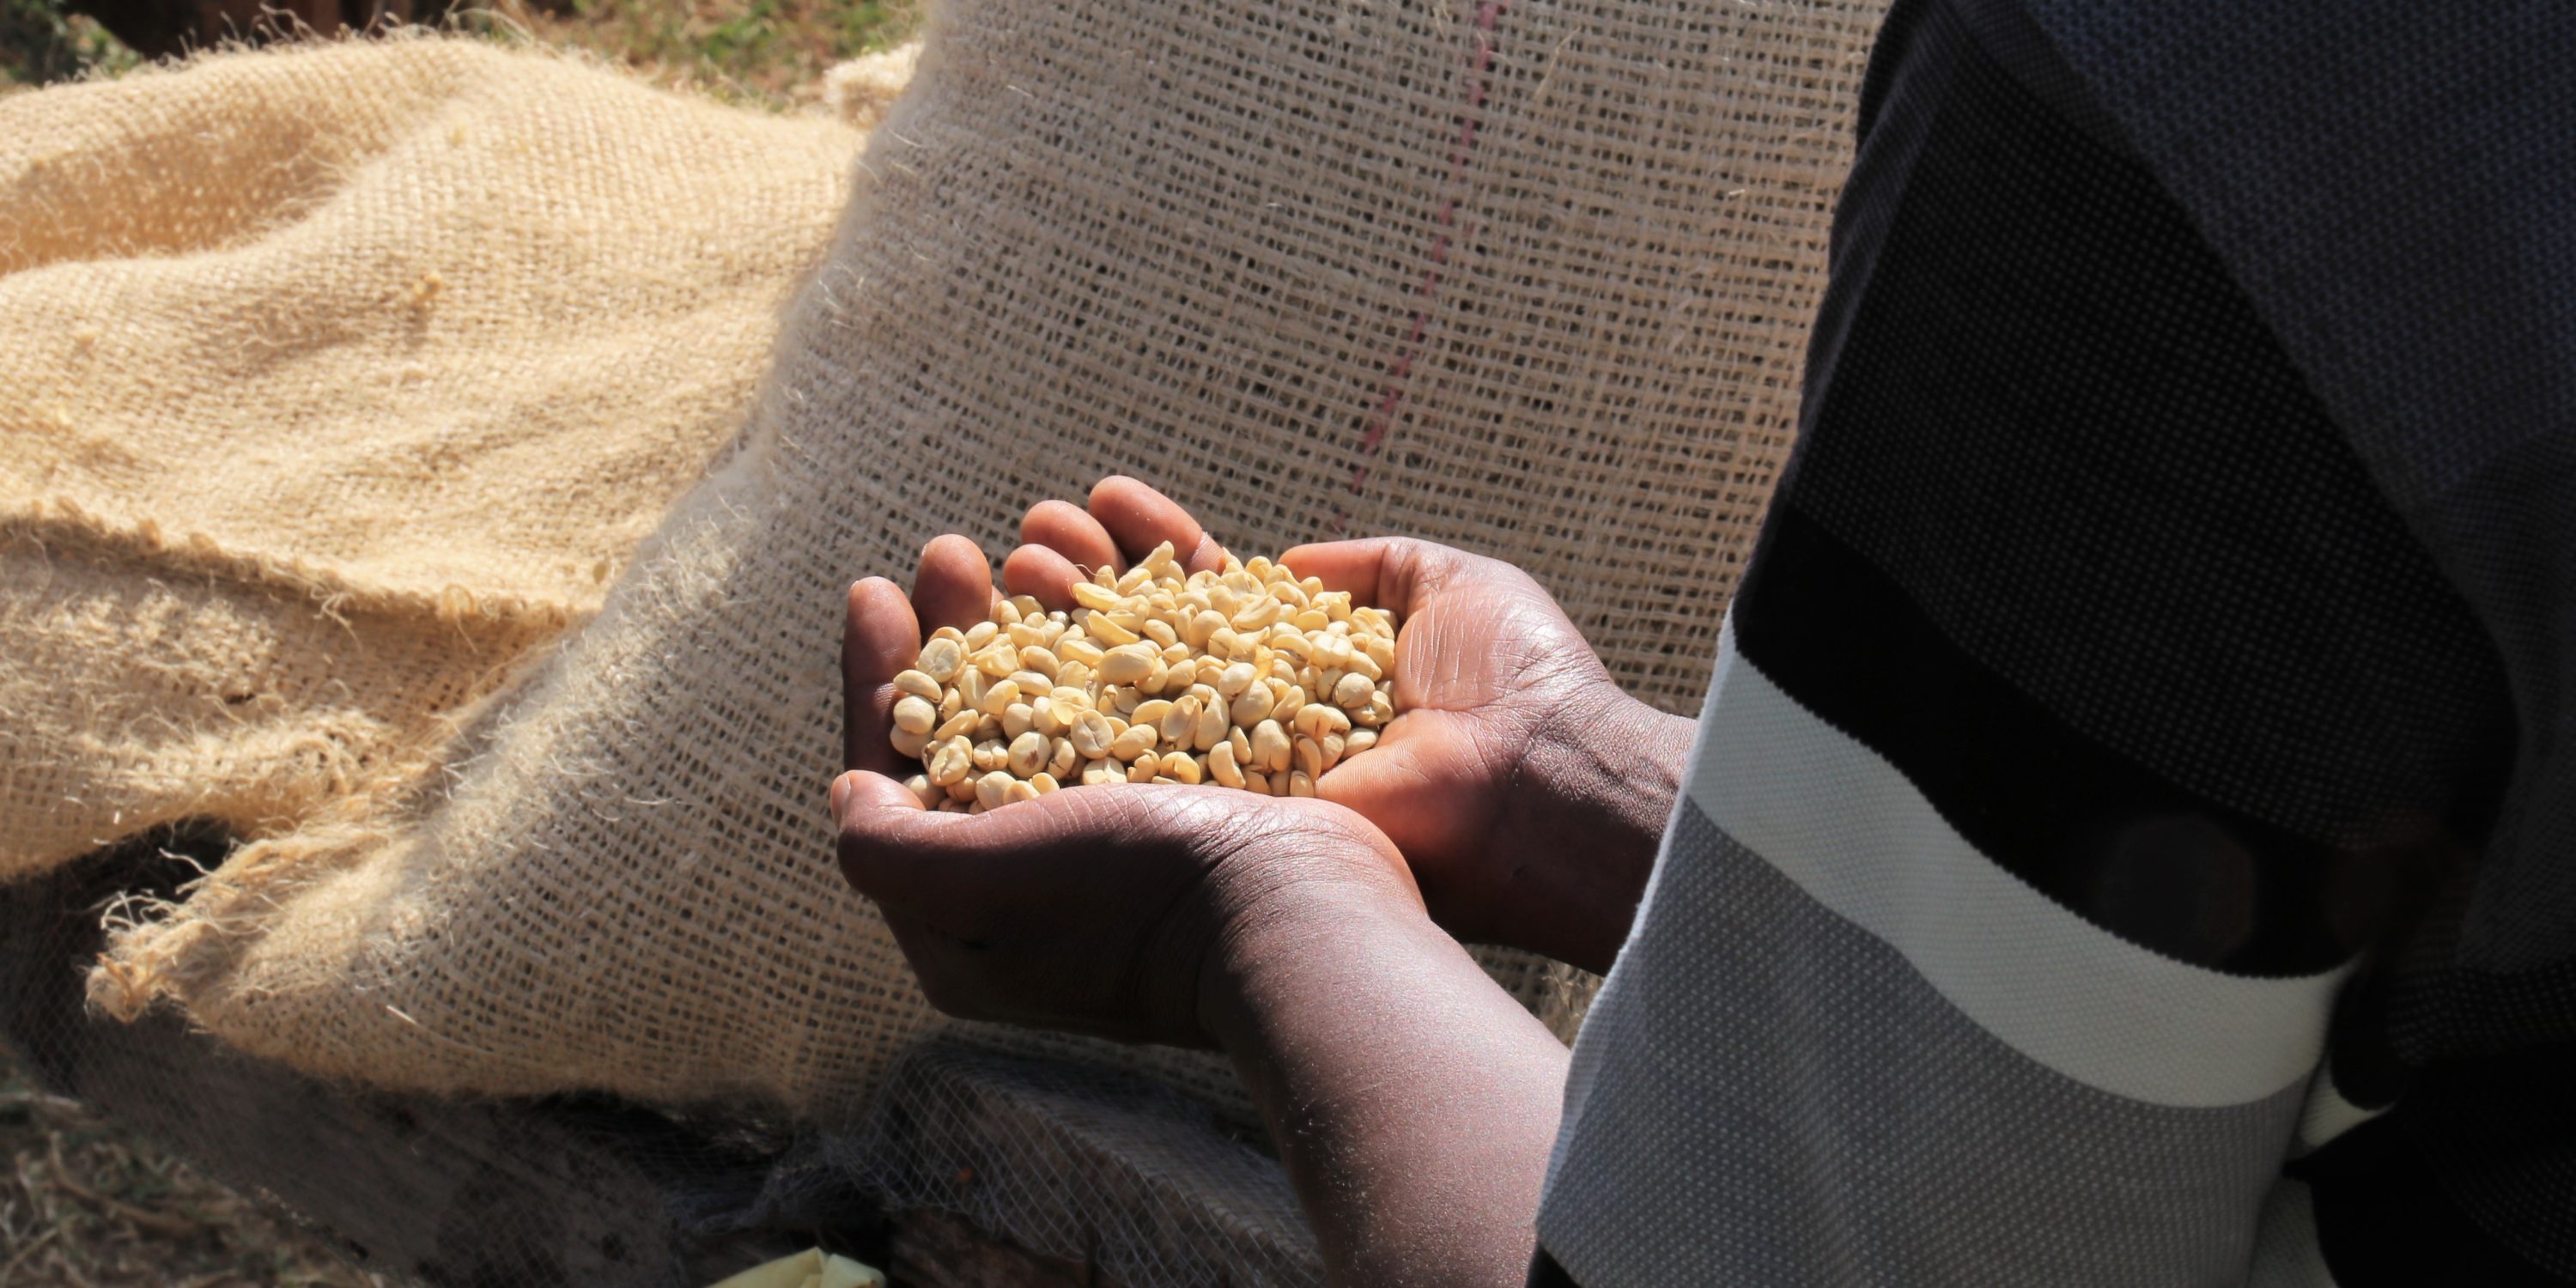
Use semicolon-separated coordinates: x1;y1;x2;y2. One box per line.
478;0;920;106
0;0;136;88
1;0;920;106
0;1047;380;1287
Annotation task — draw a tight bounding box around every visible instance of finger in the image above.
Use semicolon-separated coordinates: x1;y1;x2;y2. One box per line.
1020;499;1126;575
1087;477;1224;574
914;534;999;633
834;770;949;902
1279;537;1461;619
1003;543;1090;612
841;579;920;775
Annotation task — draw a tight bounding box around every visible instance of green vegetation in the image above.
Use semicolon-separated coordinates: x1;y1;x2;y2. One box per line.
475;0;920;106
1;1048;380;1285
0;0;137;88
1;0;920;104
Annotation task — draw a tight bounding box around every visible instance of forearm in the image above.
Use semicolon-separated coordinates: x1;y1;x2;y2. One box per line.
1498;689;1696;973
1204;887;1571;1288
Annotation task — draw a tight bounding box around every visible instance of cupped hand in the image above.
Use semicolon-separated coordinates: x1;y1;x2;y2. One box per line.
835;543;1422;1048
1003;479;1693;974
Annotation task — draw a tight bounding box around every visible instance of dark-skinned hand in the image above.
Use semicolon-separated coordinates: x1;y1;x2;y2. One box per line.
999;477;1693;973
834;537;1423;1048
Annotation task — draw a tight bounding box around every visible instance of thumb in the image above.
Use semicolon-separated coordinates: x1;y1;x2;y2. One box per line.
832;769;942;901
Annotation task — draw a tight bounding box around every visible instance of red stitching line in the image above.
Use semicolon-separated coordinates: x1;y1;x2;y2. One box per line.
1335;0;1506;533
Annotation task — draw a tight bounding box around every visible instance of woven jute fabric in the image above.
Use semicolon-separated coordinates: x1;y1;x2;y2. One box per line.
40;0;1883;1119
2;35;866;884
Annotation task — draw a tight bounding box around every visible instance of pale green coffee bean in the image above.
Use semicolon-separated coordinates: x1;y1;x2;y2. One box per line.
1159;696;1200;748
891;694;938;735
1189;612;1229;651
1230;686;1276;727
1109;724;1159;762
1294;702;1352;742
1007;731;1048;776
975;770;1013;811
1333;671;1374;710
1097;644;1157;685
1069;709;1116;759
1230;597;1282;631
916;638;965;683
981;679;1023;718
1218;660;1260;699
1030;699;1068;737
1251;719;1291;774
928;738;974;785
1294;734;1323;781
1084;613;1143;647
974;644;1020;679
1208;741;1246;788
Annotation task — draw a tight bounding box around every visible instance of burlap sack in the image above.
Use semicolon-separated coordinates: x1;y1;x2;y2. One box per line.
58;0;1883;1118
0;37;869;882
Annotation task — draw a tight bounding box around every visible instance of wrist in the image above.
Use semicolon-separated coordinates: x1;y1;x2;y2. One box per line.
1194;861;1435;1059
1492;682;1693;972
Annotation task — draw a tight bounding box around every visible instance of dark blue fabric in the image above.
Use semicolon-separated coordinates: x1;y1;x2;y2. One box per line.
2015;2;2576;1028
1933;3;2576;1273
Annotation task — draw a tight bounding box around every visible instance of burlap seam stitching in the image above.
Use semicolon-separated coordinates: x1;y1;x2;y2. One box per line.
1342;0;1510;525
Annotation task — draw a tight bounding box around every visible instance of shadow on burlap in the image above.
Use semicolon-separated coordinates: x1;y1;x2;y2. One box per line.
3;0;1888;1130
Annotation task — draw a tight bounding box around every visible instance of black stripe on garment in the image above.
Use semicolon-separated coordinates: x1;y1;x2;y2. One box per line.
1731;502;2417;977
1527;1246;1582;1288
2294;1107;2576;1286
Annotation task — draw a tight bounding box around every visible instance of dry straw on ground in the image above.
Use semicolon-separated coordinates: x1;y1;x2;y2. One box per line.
6;0;1886;1123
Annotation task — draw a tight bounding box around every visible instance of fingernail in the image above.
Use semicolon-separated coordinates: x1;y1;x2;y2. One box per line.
830;773;854;821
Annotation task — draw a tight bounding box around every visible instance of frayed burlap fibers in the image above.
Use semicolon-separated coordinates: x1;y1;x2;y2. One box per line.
25;0;1885;1121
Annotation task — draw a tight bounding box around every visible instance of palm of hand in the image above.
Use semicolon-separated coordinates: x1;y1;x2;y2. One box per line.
1315;560;1614;933
993;477;1636;955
